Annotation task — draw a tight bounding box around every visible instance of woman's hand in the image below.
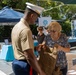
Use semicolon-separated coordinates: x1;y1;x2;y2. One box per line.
54;44;70;52
54;44;63;51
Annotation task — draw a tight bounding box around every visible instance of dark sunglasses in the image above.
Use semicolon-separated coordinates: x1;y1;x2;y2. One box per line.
50;30;56;33
39;29;43;30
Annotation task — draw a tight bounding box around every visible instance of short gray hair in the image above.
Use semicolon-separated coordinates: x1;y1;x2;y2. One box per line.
48;21;62;32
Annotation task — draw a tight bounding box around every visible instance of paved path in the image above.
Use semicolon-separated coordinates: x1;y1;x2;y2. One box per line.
0;70;6;75
0;60;14;75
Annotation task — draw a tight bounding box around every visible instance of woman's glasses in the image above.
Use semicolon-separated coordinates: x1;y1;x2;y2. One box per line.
50;30;56;33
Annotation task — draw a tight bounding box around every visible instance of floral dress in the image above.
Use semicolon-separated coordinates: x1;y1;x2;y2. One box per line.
44;33;70;69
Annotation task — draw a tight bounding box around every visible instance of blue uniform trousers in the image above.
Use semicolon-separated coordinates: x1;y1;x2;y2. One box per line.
12;59;30;75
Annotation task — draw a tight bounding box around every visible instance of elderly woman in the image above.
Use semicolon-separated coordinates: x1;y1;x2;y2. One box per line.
43;21;70;75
